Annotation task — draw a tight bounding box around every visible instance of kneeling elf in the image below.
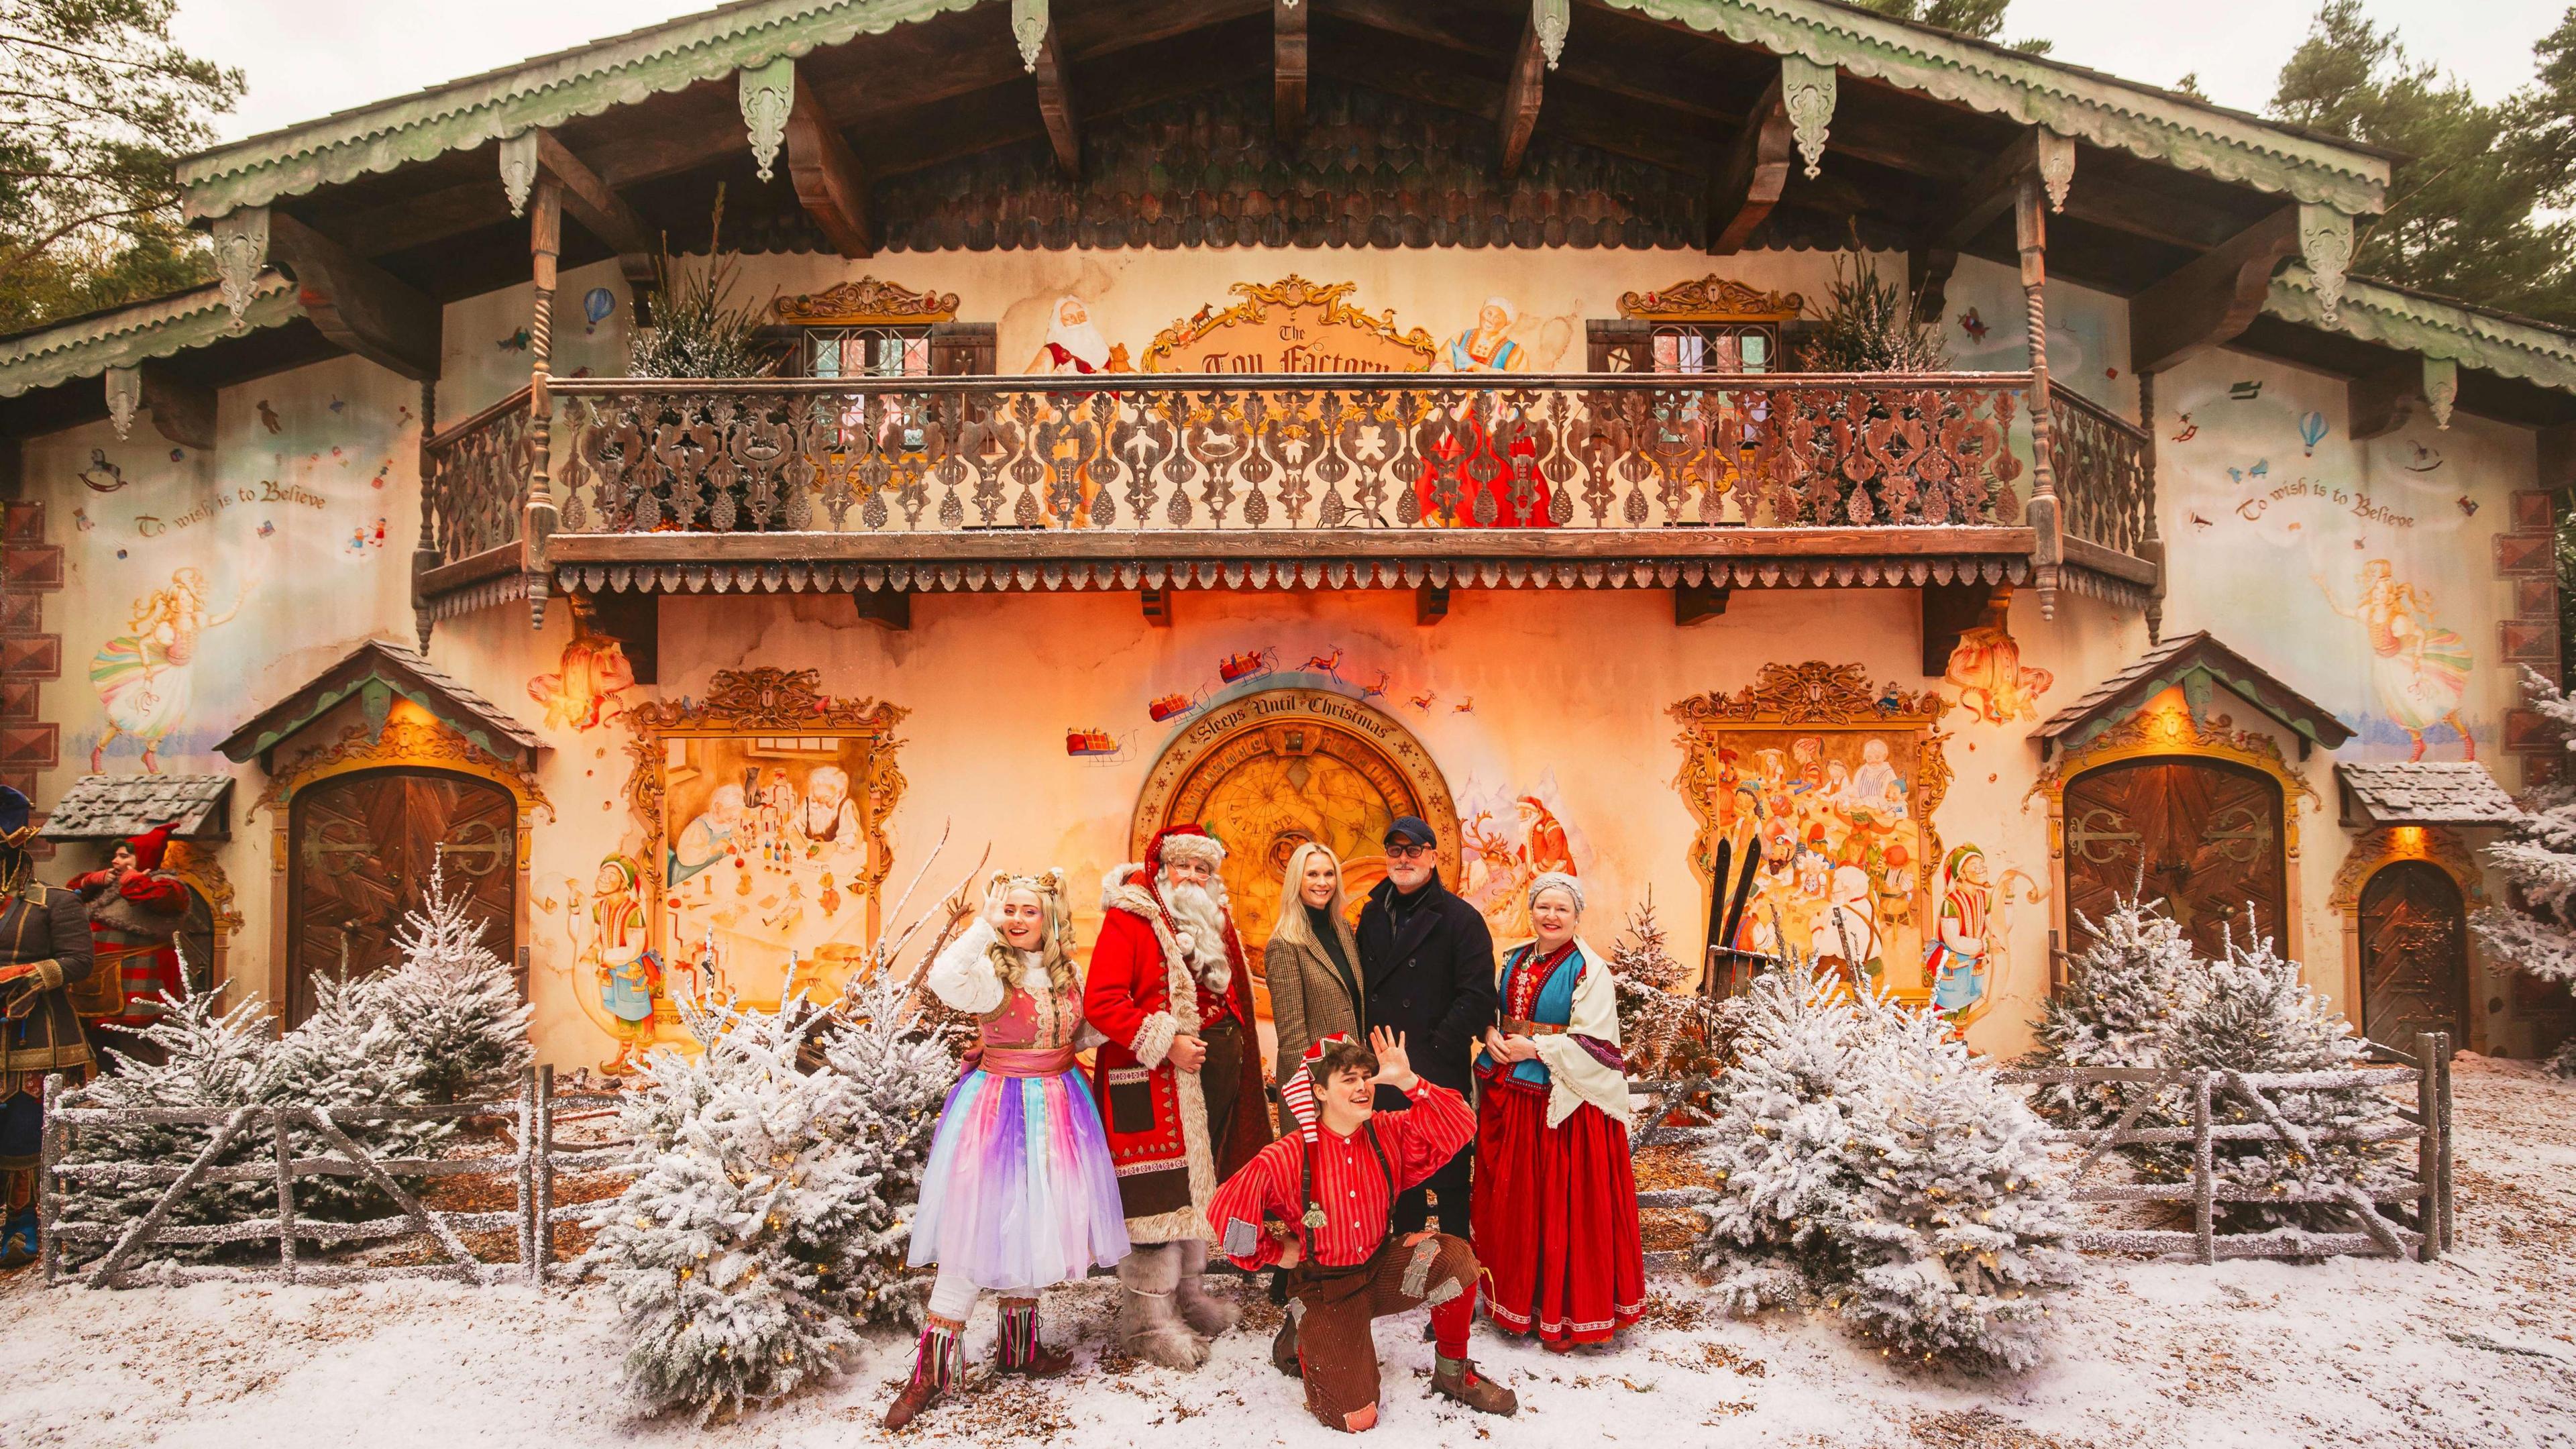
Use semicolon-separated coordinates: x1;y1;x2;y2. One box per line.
1206;1028;1518;1432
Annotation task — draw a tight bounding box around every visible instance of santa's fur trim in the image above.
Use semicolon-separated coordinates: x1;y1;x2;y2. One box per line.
1154;831;1226;871
1099;868;1221;1246
1129;1010;1181;1070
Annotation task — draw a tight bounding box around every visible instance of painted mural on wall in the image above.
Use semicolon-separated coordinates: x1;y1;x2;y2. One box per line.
88;567;252;771
557;667;909;1048
2161;356;2504;761
1941;610;2054;725
527;631;637;733
1671;662;1951;1000
1456;777;1582;941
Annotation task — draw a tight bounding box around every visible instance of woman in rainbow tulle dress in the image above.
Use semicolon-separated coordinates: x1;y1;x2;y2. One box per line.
885;870;1129;1428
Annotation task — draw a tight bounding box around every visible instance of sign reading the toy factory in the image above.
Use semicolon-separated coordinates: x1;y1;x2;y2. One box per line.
1142;276;1438;374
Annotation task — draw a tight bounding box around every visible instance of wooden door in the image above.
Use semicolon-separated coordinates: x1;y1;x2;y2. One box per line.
286;768;517;1025
2063;757;2286;961
2359;860;2467;1047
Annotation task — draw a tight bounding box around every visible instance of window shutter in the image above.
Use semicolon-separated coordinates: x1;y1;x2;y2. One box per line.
1586;319;1652;374
928;322;998;376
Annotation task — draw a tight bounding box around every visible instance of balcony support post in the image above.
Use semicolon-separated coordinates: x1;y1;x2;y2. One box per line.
2018;176;2061;621
2139;369;2165;642
523;178;562;632
1142;588;1173;627
1274;0;1307;145
412;377;439;651
1416;584;1450;625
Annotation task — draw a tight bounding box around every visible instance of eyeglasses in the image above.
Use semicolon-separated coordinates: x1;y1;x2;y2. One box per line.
1384;843;1432;860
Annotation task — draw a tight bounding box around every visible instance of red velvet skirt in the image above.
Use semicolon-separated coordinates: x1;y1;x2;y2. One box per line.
1469;1073;1646;1345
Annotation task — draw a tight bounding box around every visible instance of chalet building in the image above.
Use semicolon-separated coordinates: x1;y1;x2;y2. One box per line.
3;0;2571;1067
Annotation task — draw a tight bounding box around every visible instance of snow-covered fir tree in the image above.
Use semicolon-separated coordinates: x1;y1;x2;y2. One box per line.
2022;897;2198;1130
1691;956;2078;1373
582;972;953;1422
2473;667;2576;1073
54;874;535;1260
2137;930;2403;1232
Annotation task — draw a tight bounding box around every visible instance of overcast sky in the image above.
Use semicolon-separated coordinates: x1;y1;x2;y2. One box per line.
174;0;2568;144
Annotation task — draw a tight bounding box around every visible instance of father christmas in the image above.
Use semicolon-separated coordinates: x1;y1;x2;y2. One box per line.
1084;825;1273;1367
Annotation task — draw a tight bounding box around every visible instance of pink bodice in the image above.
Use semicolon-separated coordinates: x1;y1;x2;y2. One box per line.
981;979;1079;1053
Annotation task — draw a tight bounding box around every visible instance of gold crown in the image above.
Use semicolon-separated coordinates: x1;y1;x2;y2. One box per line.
989;868;1067;900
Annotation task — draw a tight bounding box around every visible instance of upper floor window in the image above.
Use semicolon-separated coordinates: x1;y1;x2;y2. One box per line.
769;278;974;378
804;326;932;378
1591;274;1807;375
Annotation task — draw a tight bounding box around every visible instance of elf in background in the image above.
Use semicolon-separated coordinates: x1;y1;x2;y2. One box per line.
0;786;96;1265
1206;1027;1519;1433
67;824;193;1046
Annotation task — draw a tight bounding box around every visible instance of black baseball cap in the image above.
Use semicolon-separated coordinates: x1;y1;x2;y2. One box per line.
1383;816;1436;849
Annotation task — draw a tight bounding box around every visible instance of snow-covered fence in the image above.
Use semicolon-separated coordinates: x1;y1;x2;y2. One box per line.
38;1065;637;1288
1627;1071;1727;1271
1994;1032;2455;1265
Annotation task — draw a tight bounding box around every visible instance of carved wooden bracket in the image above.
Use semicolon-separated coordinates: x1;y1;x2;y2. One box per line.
1275;0;1307;144
270;212;441;380
1707;77;1790;256
2130;206;2300;376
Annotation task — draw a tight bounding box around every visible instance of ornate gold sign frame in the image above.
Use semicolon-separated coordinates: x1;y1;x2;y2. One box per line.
625;667;909;949
1619;273;1806;323
1140;275;1439;372
772;277;961;326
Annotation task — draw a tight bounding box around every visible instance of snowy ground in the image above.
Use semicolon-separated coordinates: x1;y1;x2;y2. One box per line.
5;1055;2573;1449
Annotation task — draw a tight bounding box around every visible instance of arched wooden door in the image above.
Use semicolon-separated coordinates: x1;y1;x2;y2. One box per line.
2359;860;2467;1047
2063;757;2286;961
286;767;517;1025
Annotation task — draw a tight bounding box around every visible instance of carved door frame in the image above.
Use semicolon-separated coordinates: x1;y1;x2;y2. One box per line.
2330;826;2485;1052
2030;694;2322;968
253;704;549;1020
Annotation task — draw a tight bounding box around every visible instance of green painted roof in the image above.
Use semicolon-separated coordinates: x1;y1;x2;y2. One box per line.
0;274;298;398
1567;1;2388;215
177;0;981;221
174;0;2390;223
2265;264;2576;396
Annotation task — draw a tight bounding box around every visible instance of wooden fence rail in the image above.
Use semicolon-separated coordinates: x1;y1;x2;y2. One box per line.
38;1065;637;1288
38;1038;2452;1288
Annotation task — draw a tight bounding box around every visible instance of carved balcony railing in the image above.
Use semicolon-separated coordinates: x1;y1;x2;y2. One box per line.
424;384;533;566
546;374;2034;540
2050;386;2153;559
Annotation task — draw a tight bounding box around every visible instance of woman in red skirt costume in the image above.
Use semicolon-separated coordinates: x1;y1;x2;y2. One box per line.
1471;871;1645;1348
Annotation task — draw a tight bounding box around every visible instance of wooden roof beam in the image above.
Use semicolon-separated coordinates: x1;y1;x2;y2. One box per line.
1706;76;1789;255
264;210;441;380
502;129;654;287
1275;0;1307;144
785;68;875;258
1497;11;1548;178
1022;5;1083;180
2130;205;2299;375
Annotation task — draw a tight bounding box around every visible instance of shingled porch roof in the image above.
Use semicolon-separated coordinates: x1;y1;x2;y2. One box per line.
215;639;543;773
2036;631;2355;761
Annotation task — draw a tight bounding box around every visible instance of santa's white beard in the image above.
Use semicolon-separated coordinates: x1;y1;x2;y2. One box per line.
1048;317;1111;369
1161;877;1232;994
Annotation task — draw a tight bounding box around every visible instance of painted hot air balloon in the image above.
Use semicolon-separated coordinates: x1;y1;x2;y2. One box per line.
2298;410;2327;456
584;286;614;333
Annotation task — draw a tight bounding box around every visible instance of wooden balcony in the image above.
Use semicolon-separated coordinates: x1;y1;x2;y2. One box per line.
420;372;2158;623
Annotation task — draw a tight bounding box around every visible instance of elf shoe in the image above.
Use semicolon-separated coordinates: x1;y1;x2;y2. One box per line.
1430;1356;1518;1417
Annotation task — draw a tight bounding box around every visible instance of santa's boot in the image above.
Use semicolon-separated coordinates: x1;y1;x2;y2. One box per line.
1116;1244;1208;1370
1173;1236;1240;1338
881;1316;963;1430
1430;1356;1519;1417
997;1297;1073;1378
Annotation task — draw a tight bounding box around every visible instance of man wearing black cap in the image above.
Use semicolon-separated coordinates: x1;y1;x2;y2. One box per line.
1356;815;1496;1236
0;784;95;1265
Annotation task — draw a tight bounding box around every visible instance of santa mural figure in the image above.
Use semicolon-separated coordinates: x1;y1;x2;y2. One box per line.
1084;824;1274;1367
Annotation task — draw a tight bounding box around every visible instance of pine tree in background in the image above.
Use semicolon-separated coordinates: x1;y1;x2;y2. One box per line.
2139;932;2404;1232
583;973;953;1423
2023;897;2199;1130
2473;669;2576;1074
1609;890;1750;1080
366;866;535;1102
1692;957;2078;1373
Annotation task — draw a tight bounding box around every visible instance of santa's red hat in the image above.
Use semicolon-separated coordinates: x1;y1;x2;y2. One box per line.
127;824;173;873
1144;824;1226;875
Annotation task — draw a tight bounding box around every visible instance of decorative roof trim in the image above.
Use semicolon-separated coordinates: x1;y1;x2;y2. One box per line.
0;274;297;399
2264;264;2576;397
216;638;543;768
1595;0;2388;214
176;0;2388;225
2037;631;2355;758
176;0;981;221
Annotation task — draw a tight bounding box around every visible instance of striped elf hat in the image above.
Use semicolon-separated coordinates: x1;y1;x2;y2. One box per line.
1276;1032;1357;1143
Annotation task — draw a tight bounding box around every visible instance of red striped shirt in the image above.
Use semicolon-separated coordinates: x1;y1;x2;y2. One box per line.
1207;1079;1474;1270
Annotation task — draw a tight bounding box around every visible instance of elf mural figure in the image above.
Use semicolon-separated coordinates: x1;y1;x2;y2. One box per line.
580;855;658;1074
1084;825;1274;1368
66;824;192;1040
884;869;1129;1430
0;786;97;1264
1925;845;1992;1014
1208;1029;1519;1431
